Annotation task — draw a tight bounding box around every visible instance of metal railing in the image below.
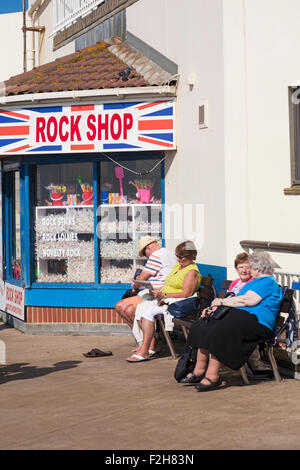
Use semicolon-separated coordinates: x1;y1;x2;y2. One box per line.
240;240;300;319
52;0;105;35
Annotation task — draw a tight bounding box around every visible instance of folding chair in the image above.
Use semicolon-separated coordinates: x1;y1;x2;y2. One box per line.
156;275;216;359
262;287;296;383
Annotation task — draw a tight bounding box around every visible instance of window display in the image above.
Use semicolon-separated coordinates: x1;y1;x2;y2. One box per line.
98;158;162;283
12;172;21;280
33;156;163;285
34;162;94;283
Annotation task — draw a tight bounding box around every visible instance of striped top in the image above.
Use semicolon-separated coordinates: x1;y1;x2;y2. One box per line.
143;247;177;288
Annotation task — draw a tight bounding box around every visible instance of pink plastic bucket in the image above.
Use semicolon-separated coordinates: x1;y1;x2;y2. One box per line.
138;189;152;203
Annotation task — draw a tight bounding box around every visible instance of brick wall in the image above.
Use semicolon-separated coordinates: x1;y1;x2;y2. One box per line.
26;307;124;324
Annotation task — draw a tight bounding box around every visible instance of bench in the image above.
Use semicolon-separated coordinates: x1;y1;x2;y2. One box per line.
156;275;216;359
158;277;296;385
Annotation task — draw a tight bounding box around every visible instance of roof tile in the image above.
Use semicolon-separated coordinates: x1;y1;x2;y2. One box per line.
3;38;175;96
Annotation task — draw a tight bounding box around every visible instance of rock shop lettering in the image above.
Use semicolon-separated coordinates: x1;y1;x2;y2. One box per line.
35;112;134;143
6;286;23;306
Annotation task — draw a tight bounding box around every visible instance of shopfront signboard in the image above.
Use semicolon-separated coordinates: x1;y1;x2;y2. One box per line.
4;283;25;320
0;100;176;155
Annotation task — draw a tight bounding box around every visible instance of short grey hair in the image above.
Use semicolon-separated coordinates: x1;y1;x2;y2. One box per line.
249;251;276;275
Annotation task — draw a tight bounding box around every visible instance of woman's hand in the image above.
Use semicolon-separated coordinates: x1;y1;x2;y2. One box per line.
201;306;217;318
211;298;223;308
211;291;263;308
150;289;163;299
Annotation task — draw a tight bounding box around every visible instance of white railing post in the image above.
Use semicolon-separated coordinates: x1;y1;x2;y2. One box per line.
52;0;105;36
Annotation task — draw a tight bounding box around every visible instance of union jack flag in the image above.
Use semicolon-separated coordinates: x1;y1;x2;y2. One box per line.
0;100;176;154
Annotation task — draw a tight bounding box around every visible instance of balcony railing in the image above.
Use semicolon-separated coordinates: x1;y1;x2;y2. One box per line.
52;0;105;35
240;240;300;321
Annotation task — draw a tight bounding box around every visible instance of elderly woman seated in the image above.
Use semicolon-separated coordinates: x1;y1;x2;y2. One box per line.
228;252;253;294
127;241;201;363
180;251;282;391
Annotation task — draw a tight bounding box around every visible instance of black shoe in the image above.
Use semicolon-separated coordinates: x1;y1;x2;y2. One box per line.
179;372;205;384
195;376;222;392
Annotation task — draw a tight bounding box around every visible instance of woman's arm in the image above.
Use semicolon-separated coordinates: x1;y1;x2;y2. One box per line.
211;290;262;308
152;270;199;300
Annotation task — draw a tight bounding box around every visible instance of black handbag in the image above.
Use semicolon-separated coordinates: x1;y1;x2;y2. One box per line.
210;305;231;320
168;297;199;319
209;291;235;320
174;344;198;382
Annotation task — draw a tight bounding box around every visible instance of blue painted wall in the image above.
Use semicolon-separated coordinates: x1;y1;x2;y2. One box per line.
25;285;131;308
197;263;227;295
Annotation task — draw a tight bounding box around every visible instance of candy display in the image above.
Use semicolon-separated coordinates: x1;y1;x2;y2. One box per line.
35;205;94;283
35;208;94;233
67;194;80;206
100;241;136;259
35;162;162;284
108;193;119;204
101;265;134;284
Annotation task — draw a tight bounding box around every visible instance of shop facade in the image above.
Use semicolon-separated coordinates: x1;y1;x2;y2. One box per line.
0;98;176;332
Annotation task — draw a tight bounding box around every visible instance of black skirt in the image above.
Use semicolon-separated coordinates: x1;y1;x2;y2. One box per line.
187;308;272;370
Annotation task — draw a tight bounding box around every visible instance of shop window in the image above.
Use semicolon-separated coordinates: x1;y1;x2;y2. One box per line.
34;162;94;283
5;171;21;281
98;158;162;283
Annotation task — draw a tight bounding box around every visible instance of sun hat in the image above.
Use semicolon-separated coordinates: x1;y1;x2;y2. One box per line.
138;235;158;256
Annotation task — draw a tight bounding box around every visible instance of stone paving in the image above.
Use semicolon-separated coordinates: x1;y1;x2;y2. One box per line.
0;323;300;450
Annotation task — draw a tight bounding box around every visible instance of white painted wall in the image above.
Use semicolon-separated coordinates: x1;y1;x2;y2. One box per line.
0;12;23;83
127;0;226;266
223;0;300;276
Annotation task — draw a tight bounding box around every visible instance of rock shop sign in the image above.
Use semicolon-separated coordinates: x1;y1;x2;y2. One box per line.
3;283;25;320
0;100;176;154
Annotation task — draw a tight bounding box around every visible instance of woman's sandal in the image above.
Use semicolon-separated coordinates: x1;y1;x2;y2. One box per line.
149;349;161;357
83;348;113;358
127;354;150;363
195;376;222;392
179;372;205;384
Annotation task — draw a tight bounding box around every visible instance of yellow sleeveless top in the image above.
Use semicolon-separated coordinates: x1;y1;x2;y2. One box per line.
161;263;201;294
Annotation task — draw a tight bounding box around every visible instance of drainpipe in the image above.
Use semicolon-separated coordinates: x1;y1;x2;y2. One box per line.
27;12;35;71
22;0;27;72
26;0;46;71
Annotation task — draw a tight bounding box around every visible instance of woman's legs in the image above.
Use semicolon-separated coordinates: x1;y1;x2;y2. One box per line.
202;354;221;383
127;304;162;361
187;348;222;383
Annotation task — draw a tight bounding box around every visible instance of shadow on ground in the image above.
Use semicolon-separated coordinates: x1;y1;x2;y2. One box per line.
0;361;81;384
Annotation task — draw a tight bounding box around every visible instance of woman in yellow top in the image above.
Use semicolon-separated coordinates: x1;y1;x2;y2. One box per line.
127;241;201;362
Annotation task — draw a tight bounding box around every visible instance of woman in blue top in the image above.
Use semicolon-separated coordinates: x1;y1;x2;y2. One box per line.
182;251;282;391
